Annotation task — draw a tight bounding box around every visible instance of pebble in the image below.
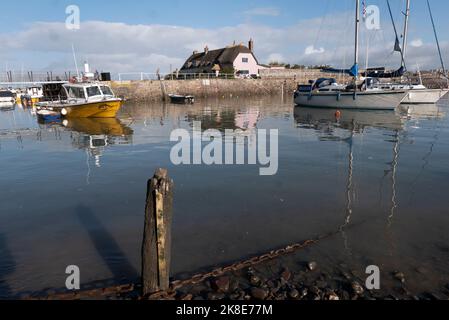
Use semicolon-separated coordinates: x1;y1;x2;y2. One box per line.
250;275;261;286
211;277;230;293
394;272;406;283
281;269;292;282
251;287;269;300
299;288;308;299
327;292;340;301
309;286;321;295
288;289;300;299
351;282;365;295
308;261;318;271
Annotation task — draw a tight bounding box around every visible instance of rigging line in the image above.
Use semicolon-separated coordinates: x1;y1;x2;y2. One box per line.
427;0;447;80
312;0;331;49
386;0;406;69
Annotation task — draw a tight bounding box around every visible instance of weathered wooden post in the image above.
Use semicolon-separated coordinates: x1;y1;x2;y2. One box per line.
142;168;174;296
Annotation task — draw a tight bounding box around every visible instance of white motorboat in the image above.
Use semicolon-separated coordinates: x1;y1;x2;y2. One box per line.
0;90;16;109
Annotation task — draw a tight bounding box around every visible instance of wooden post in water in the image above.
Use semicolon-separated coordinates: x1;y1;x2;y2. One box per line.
142;168;174;296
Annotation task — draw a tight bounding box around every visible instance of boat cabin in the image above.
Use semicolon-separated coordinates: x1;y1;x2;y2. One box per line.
26;86;43;98
64;83;116;103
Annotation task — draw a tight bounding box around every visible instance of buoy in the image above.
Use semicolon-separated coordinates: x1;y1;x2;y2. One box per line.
335;110;342;119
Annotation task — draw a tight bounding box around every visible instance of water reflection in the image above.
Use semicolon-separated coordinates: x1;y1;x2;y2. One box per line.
1;98;449;297
294;107;405;135
186;107;260;131
294;106;405;259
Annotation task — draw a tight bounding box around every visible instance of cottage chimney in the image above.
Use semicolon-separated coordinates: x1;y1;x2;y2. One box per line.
204;45;209;54
249;38;254;52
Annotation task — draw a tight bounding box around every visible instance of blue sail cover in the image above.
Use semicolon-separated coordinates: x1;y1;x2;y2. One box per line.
322;64;359;77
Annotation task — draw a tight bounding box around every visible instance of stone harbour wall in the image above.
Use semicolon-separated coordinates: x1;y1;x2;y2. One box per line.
109;78;298;102
108;69;349;102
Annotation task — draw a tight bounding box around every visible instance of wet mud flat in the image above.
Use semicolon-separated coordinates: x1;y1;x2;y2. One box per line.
31;233;449;301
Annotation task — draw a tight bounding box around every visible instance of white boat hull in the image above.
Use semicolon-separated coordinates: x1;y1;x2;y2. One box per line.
294;90;407;110
401;89;449;104
0;102;15;109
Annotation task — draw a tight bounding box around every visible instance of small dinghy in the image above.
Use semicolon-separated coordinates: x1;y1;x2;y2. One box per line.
36;108;62;122
168;94;195;104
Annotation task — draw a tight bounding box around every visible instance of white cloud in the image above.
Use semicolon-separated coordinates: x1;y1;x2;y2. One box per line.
410;39;423;48
305;45;325;55
0;13;447;73
243;7;281;17
267;53;285;63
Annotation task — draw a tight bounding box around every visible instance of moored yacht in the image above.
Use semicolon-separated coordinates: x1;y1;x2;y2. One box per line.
294;0;408;110
294;78;407;110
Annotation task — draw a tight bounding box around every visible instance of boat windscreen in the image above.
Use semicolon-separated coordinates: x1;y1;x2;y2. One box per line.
67;87;86;99
86;86;102;97
100;86;113;96
0;91;14;98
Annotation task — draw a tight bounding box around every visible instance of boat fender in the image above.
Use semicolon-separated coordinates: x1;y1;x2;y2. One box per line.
337;92;341;101
353;92;357;100
61;108;68;116
308;92;313;101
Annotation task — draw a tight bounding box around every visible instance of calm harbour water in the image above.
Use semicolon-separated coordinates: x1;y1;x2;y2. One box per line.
1;96;449;297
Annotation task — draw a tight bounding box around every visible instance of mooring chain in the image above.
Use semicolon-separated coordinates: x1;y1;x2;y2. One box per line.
42;234;331;300
147;238;321;300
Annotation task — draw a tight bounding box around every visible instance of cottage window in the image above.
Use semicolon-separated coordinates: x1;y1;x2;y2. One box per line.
242;57;249;63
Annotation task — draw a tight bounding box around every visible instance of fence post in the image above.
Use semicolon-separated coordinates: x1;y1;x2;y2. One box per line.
142;168;174;296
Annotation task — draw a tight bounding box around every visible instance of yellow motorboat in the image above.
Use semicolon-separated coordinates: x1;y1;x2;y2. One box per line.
36;82;123;118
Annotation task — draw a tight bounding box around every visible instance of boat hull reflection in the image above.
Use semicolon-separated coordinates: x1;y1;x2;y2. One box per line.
294;106;404;132
62;118;134;136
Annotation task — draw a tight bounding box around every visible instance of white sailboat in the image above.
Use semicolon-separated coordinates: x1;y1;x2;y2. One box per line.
399;0;448;104
294;0;407;110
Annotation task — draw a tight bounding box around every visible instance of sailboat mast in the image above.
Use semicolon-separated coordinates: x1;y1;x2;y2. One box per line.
402;0;411;63
354;0;360;81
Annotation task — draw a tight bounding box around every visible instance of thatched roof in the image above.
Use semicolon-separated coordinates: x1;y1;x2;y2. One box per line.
181;44;258;72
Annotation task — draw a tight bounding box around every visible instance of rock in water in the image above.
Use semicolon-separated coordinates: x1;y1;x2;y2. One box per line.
211;277;230;293
250;275;261;286
394;272;406;283
288;289;300;299
299;288;308;299
281;269;292;282
308;262;318;271
351;282;365;295
327;292;340;301
251;287;268;300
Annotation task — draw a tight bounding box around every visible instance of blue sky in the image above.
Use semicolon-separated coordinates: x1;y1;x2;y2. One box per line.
1;0;448;72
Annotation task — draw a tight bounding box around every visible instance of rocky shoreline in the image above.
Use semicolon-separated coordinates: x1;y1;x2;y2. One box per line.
172;261;449;301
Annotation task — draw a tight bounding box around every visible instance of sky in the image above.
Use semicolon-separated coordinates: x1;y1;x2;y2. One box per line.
0;0;448;73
